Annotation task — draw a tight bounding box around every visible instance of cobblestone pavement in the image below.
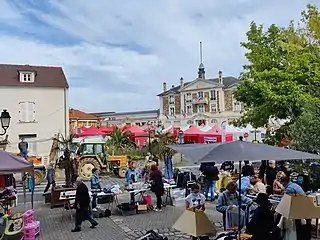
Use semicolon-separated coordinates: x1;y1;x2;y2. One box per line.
12;194;222;240
111;196;223;240
13;167;225;240
14;203;129;240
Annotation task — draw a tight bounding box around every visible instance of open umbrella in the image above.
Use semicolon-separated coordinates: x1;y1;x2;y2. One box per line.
168;140;320;163
168;141;320;237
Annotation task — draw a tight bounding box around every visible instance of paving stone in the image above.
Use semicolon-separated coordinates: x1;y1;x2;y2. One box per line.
13;202;130;240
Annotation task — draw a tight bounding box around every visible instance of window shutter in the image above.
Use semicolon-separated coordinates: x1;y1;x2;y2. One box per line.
18;102;27;122
28;101;36;121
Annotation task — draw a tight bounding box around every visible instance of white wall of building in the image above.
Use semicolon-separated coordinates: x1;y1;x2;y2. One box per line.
0;86;69;158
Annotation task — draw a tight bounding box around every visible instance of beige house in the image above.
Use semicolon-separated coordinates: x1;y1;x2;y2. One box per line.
158;63;242;127
69;109;101;130
0;64;69;159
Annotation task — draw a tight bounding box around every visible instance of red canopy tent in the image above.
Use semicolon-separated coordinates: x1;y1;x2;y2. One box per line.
121;124;132;133
183;125;204;143
99;125;117;134
75;125;107;137
121;125;147;147
201;125;233;142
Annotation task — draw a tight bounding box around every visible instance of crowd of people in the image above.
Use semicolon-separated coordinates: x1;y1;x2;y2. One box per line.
197;159;312;240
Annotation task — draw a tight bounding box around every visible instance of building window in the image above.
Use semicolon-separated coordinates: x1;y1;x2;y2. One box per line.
198;104;205;113
234;102;241;112
210;90;216;100
18;101;36;123
186;105;192;114
20;72;34;83
211;119;217;124
169;95;175;104
186;93;192;103
197;91;204;99
211;103;217;113
19;134;37;155
169;107;175;116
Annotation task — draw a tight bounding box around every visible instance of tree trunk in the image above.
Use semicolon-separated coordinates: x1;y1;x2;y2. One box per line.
64;159;72;188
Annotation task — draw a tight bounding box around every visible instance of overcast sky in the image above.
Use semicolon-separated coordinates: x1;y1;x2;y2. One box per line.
0;0;318;112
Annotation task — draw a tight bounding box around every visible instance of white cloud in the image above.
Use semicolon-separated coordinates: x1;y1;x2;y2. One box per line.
0;0;318;112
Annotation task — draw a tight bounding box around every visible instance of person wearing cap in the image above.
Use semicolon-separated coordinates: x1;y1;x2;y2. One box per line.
72;177;98;232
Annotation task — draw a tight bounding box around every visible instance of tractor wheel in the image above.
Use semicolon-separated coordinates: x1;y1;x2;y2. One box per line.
78;158;101;181
118;167;127;178
34;169;45;185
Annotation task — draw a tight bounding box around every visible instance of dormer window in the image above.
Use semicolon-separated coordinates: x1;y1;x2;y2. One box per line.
19;72;35;83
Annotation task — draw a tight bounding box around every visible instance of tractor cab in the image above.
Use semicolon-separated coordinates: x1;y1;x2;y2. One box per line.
75;140;108;180
75;139;128;180
76;142;107;163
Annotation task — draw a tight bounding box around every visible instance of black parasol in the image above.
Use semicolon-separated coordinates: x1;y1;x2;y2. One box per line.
168;140;320;163
168;141;320;237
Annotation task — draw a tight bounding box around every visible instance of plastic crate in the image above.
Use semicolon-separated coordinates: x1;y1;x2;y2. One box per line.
24;221;40;240
23;210;34;225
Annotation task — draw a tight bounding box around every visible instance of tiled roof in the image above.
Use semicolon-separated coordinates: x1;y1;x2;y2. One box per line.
0;64;68;88
157;76;240;96
69;109;100;120
92;109;159;117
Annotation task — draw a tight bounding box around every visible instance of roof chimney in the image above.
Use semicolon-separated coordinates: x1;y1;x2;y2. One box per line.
218;70;223;84
180;77;184;89
163;82;167;92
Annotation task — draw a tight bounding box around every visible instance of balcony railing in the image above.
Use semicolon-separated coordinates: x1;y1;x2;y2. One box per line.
192;98;208;104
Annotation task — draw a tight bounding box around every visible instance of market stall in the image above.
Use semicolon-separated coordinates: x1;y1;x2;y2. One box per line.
0;150;34;208
168;141;320;239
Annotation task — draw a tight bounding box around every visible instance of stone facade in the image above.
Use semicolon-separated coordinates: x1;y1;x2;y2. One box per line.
158;68;241;127
174;95;181;114
192;93;197;114
224;90;233;111
204;92;210;112
163;96;169;114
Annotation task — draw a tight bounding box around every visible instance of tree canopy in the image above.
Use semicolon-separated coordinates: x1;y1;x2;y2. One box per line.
234;4;320;129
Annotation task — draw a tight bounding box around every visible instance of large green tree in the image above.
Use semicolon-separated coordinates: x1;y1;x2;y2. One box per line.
234;4;320;129
290;103;320;152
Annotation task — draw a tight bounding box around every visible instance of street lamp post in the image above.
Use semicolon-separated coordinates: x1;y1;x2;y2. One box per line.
250;128;261;142
0;109;11;136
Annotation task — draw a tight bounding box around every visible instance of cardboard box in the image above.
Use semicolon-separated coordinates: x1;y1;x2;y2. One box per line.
137;204;148;211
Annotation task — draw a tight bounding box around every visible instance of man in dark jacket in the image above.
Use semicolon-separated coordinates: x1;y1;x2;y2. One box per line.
241;161;255;177
18;138;28;160
72;177;98;232
201;162;219;201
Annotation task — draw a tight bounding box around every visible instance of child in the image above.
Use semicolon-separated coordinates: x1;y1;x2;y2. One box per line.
185;184;206;211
